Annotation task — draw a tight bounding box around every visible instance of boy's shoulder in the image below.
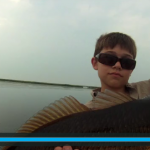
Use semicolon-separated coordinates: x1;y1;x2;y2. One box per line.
129;79;150;88
128;79;150;98
85;79;150;109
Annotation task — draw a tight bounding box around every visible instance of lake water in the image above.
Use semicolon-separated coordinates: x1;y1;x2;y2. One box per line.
0;81;94;133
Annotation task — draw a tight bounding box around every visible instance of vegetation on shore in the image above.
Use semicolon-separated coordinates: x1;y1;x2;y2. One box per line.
0;78;98;89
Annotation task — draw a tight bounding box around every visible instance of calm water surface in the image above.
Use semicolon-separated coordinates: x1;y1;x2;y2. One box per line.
0;81;93;133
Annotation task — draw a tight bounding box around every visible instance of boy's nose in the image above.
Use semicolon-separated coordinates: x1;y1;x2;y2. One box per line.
113;61;122;69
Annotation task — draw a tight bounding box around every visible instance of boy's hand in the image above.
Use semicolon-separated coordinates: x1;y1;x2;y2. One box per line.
54;146;79;150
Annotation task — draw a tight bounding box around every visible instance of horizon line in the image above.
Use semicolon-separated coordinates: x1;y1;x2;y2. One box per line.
0;78;99;89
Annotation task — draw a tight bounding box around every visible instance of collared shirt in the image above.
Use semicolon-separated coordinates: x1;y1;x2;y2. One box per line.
85;79;150;110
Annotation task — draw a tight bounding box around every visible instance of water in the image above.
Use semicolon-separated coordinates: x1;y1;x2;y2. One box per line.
0;81;94;133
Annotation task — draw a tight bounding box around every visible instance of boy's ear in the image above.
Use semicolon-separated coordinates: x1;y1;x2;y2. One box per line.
91;57;98;70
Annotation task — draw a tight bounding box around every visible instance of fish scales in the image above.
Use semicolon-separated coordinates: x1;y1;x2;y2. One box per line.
2;90;150;150
33;98;150;133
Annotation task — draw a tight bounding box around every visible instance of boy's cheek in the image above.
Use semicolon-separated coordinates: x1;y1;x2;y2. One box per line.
123;70;132;79
97;67;109;79
98;64;110;73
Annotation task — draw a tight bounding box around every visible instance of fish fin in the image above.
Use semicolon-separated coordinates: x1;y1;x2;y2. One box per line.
92;89;135;109
17;96;90;133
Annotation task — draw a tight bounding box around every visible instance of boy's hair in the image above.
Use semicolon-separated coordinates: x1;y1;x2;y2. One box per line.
94;32;137;59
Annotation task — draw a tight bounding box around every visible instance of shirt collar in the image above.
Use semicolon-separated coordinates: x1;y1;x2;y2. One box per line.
91;83;137;99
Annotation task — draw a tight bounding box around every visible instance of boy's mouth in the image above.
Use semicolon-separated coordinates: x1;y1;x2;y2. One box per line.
109;72;123;77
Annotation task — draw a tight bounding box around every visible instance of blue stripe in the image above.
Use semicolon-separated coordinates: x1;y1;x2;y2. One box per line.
0;137;150;142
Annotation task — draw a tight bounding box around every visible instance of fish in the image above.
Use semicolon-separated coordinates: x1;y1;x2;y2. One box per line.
2;89;150;150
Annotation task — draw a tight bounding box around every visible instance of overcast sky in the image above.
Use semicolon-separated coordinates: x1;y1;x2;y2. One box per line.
0;0;150;86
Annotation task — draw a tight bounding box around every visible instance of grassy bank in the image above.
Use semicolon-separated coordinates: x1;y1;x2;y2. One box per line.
0;78;99;89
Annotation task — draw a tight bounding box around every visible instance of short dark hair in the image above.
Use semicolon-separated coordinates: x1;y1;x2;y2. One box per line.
94;32;137;59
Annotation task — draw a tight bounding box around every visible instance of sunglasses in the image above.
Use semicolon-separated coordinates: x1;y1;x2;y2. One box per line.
95;53;136;70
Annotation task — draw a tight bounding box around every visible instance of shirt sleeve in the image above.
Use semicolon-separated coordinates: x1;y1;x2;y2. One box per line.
129;79;150;99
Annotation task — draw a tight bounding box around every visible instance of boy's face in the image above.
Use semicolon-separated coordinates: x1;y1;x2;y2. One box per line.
91;44;134;90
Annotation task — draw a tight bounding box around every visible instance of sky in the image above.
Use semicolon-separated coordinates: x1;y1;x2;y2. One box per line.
0;0;150;87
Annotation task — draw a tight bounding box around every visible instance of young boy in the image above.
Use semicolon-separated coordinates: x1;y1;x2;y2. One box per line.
54;32;150;150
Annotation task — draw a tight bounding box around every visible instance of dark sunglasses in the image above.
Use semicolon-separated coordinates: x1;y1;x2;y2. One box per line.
95;53;136;70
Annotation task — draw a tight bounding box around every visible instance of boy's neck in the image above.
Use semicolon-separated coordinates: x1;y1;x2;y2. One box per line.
100;86;127;94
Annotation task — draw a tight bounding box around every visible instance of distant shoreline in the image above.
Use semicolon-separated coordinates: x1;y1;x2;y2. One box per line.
0;78;99;89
